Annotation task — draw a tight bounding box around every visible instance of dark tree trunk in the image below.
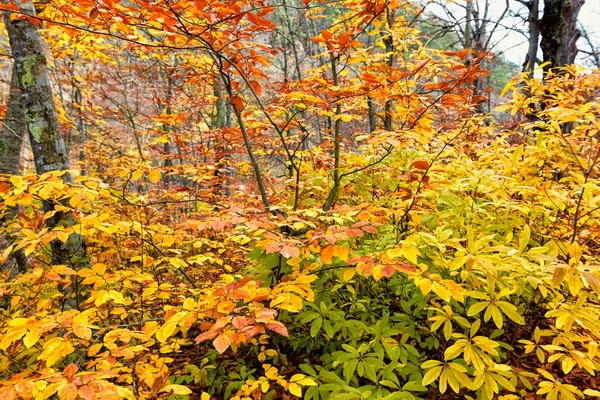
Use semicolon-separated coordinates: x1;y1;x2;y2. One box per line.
523;0;540;73
540;0;584;72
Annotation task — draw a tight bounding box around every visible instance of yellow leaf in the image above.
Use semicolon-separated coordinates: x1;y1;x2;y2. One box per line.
332;245;349;261
132;170;143;181
201;393;211;400
289;382;302;397
38;337;74;367
155;319;178;343
87;343;103;357
149;169;162;184
343;268;355;282
9;175;22;188
23;328;41;348
552;265;568;287
160;385;192;395
401;245;420;264
386;248;403;258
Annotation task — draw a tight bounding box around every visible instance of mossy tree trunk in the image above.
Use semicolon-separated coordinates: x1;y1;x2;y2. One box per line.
4;1;87;306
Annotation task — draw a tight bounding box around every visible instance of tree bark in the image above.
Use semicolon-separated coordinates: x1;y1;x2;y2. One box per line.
0;65;28;276
4;4;70;175
540;0;584;71
0;65;25;176
4;1;87;306
522;0;540;74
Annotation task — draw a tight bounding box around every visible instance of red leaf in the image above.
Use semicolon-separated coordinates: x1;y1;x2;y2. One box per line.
395;262;417;274
411;160;429;170
381;264;396;278
362;225;378;234
266;321;289;337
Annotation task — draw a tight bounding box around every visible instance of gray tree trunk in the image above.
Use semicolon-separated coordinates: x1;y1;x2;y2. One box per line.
0;65;28;276
0;65;25;175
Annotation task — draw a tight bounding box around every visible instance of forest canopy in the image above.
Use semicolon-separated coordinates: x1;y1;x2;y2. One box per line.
0;0;599;399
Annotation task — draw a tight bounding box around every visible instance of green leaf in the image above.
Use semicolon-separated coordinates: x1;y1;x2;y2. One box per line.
310;317;323;337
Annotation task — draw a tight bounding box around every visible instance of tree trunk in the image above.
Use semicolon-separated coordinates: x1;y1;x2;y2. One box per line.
0;65;28;276
540;0;584;72
522;0;540;73
4;5;70;175
0;65;25;176
4;0;87;306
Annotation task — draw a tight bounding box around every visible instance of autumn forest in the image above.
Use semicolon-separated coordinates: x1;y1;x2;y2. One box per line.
0;0;599;399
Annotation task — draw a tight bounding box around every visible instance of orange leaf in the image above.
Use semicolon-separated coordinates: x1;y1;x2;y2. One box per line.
195;330;218;344
249;80;262;96
320;244;334;264
409;59;429;76
230;94;245;111
280;245;300;259
148;169;161;184
78;386;94;400
212;220;226;231
457;49;470;59
213;333;231;354
247;12;261;25
0;387;16;400
411;160;429;170
57;383;78;400
394;262;417;274
321;29;333;41
64;363;78;379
